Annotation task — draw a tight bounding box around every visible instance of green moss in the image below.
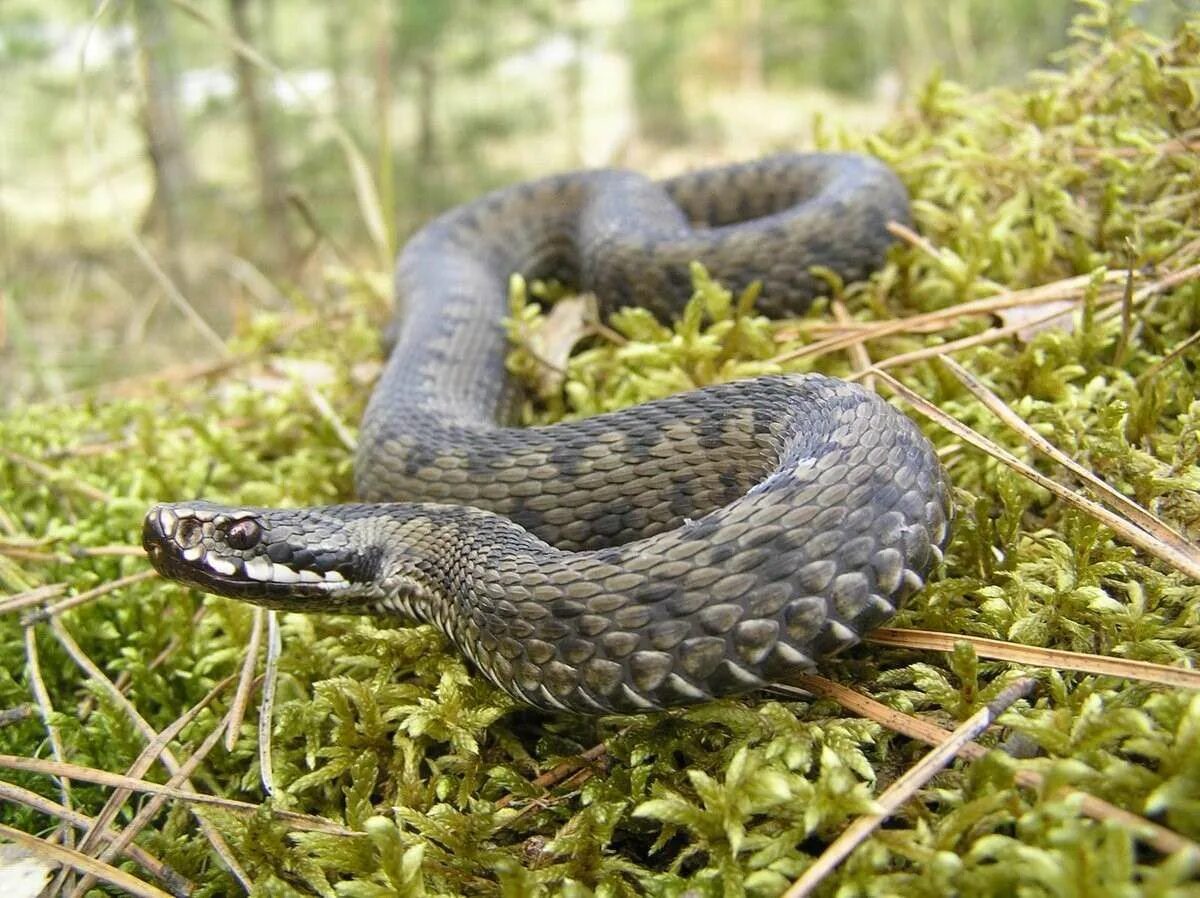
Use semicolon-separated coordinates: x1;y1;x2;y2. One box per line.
3;4;1200;895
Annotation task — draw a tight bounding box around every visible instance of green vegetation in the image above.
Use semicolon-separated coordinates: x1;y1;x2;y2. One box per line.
2;2;1200;896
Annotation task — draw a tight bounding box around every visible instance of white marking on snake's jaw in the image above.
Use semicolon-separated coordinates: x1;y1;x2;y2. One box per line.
205;555;238;577
323;570;346;583
244;556;274;582
271;565;301;584
299;570;322;583
182;545;204;562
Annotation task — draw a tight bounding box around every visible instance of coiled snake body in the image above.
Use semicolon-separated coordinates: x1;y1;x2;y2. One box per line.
144;154;952;714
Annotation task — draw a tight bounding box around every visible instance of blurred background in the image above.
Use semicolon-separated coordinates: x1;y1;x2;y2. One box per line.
0;0;1193;403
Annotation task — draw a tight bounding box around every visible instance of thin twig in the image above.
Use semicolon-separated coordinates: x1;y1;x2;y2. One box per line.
846;297;1100;377
867;628;1200;690
495;740;612;810
1099;261;1200;319
0;545;69;562
304;382;357;451
782;678;1037;897
70;544;147;558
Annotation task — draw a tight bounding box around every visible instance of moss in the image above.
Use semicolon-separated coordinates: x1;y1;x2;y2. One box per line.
3;4;1200;895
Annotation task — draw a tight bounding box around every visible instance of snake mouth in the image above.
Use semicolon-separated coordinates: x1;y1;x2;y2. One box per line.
142;503;355;607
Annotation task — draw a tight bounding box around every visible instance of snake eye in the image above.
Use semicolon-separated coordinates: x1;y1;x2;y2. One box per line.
225;519;262;551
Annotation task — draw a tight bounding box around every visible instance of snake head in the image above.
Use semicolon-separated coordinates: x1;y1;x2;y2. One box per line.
142;501;383;610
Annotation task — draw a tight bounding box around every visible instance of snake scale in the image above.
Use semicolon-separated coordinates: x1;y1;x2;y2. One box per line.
144;153;952;714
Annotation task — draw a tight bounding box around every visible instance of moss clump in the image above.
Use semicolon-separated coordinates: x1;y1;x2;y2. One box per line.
3;4;1200;896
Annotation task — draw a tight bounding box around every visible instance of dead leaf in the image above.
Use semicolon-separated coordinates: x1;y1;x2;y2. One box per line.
997;299;1077;341
0;845;57;898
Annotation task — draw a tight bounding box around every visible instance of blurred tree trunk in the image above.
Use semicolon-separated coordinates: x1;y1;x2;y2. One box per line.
414;56;436;169
374;2;397;250
328;8;353;117
739;0;764;90
564;0;584;166
412;52;437;210
131;0;192;286
229;0;293;267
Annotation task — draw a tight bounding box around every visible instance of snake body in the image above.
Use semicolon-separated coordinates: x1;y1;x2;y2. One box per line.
144;154;952;714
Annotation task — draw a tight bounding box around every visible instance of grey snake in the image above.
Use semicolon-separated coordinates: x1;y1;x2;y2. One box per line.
143;153;952;714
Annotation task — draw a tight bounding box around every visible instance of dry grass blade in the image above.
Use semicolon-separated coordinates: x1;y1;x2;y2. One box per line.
0;753;357;835
226;606;265;751
46;617;253;889
770;270;1128;365
1138;326;1200;384
0;583;67;616
259;609;282;795
0;822;173;898
63;354;251;404
70;544;146;557
832;299;875;390
23;624;73;843
938;355;1197;561
872;368;1200;580
782;678;1037;898
849;296;1107;378
303;381;357;451
0;781;192;897
867;628;1200;690
2;448;113;503
782;676;1200;859
1099;261;1200;319
70;704;241;898
0;545;66;562
76;673;238;861
22;569;158;621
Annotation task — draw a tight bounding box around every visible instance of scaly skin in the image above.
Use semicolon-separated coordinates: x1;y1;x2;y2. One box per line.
144;154;952;714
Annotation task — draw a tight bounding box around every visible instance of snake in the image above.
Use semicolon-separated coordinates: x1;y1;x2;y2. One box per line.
143;153;952;715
